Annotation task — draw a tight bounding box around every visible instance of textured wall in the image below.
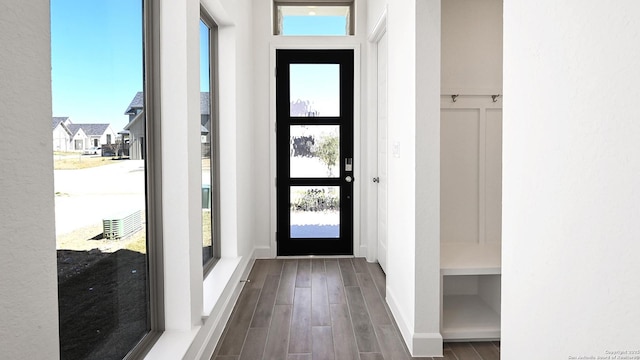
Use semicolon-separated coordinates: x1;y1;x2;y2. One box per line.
503;0;640;358
0;1;60;359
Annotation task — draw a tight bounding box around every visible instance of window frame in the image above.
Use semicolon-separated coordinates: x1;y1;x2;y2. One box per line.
200;7;221;275
273;1;355;36
123;0;164;357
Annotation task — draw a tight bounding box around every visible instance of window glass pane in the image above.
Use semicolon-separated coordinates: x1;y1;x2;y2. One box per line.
290;125;340;178
290;186;340;238
200;19;214;265
51;0;149;358
290;64;340;117
277;5;350;36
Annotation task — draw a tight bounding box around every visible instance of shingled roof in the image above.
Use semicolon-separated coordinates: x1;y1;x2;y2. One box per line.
125;92;211;115
66;124;83;136
52;117;69;130
124;92;144;115
65;123;110;136
77;123;111;136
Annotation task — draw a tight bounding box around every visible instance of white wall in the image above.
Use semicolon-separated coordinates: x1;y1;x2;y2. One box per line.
253;0;370;258
367;0;443;356
250;0;272;256
414;0;442;355
0;1;60;359
503;0;640;358
441;0;502;93
440;0;503;246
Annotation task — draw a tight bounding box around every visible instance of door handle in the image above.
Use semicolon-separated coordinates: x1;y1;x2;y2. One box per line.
345;175;353;183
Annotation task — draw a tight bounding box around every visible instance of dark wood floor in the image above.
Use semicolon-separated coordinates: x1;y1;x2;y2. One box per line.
211;258;500;360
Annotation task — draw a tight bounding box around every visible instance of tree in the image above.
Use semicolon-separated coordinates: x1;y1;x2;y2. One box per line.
315;135;339;176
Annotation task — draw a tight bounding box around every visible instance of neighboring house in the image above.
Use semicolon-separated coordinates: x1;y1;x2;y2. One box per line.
124;91;211;159
65;124;89;151
52;117;72;152
52;117;117;152
79;123;116;148
123;110;145;159
200;92;211;143
124;92;145;160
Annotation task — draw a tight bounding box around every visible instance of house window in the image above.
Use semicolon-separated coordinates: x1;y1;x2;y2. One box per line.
51;0;157;358
200;10;220;271
273;1;354;36
106;134;111;144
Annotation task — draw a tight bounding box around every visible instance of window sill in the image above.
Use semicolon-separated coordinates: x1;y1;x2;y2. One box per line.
203;256;242;315
143;256;244;360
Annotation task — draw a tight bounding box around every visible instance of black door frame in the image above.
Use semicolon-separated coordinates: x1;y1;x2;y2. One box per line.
276;49;354;256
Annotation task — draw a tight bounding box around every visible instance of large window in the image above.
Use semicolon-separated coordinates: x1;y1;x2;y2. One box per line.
51;0;157;358
201;11;220;270
273;1;354;36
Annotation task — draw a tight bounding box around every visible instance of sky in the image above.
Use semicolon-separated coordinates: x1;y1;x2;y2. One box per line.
51;0;144;131
51;3;346;131
290;64;340;116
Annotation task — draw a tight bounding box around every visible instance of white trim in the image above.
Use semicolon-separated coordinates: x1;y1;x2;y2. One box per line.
359;244;368;258
386;288;412;351
364;11;388;263
253;246;272;259
412;332;444;357
387;288;443;357
200;0;234;26
368;6;388;43
269;42;362;258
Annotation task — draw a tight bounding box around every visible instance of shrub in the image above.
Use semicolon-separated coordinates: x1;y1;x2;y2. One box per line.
291;188;339;212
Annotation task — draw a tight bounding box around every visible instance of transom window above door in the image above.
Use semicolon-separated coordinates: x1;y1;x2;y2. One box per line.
273;1;355;36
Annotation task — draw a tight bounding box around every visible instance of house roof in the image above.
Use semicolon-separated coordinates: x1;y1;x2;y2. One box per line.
124;92;144;114
74;123;111;136
125;92;211;115
52;117;69;130
66;124;85;137
200;92;210;115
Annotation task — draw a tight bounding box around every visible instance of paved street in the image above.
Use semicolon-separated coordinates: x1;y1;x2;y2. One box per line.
54;159;146;235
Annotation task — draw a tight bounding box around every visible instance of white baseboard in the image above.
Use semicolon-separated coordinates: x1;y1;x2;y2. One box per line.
386;289;443;357
253;246;272;259
412;332;443;357
358;244;368;258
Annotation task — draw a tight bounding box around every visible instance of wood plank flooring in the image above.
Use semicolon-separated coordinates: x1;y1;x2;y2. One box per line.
211;259;500;360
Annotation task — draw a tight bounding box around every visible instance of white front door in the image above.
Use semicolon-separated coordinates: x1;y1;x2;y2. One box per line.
376;31;389;273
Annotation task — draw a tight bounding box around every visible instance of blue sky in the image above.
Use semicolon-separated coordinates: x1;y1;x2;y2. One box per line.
51;3;345;131
51;0;143;131
290;64;340;116
283;16;347;36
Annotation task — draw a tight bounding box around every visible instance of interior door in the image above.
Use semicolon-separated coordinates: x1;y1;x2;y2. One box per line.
376;33;388;272
276;49;354;256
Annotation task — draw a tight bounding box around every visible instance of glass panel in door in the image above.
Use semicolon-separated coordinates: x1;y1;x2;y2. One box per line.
289;125;340;178
290;64;340;117
290;186;340;238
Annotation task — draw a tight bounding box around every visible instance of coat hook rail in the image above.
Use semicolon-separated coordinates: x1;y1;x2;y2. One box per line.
443;94;501;102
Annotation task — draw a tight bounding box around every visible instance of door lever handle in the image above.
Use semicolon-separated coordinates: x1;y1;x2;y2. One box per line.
373;177;380;183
